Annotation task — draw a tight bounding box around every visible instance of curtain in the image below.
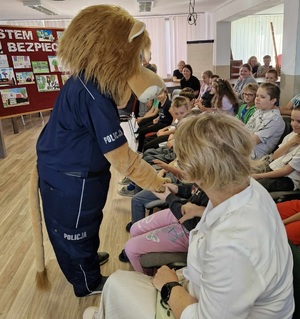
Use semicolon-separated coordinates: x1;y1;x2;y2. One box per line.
137;16;167;78
169;14;206;77
139;14;205;78
231;15;283;66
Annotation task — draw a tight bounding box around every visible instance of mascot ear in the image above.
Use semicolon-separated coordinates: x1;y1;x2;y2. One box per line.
127;19;166;102
128;21;145;42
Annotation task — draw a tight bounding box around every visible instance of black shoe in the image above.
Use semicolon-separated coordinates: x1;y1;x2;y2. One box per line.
98;252;109;266
87;276;108;296
126;222;132;232
118;249;129;263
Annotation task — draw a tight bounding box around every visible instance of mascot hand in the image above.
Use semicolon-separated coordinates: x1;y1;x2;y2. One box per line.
153;175;172;192
105;143;169;191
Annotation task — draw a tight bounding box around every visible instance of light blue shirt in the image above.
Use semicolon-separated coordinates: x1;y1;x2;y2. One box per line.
246;108;285;159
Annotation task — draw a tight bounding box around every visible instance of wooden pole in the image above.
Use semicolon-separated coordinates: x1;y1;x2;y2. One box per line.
270;22;280;75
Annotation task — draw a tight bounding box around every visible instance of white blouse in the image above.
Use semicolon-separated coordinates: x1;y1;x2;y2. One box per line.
181;179;294;319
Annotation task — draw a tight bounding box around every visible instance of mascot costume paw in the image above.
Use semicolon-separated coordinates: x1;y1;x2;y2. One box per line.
30;5;170;297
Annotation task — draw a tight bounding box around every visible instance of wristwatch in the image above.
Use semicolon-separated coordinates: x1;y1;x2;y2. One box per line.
161;282;182;302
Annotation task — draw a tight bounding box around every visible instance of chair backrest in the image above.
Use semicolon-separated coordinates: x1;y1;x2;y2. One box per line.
118;94;138;117
277;116;292;147
271;191;300;202
289;241;300;319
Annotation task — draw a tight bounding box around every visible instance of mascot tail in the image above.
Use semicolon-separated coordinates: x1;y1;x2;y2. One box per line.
29;165;50;290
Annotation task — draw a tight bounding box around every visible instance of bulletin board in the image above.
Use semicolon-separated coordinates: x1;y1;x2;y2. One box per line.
0;25;67;118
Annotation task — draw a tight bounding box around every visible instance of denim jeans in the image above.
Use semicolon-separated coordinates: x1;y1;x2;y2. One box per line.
131;189;160;223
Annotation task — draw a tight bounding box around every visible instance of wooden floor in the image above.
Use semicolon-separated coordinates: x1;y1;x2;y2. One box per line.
0;113;137;319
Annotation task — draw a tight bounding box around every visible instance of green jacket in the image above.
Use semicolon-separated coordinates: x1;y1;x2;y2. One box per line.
236;104;256;124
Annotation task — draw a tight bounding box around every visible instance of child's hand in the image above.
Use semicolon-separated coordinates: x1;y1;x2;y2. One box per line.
290;134;300;146
179;204;206;223
152;159;169;170
166;140;174;149
153;117;159;124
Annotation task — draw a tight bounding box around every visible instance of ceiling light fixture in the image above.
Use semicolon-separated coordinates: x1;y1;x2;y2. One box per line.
137;0;154;13
23;0;58;16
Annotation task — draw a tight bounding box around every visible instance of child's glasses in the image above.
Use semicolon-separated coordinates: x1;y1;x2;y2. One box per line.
243;93;254;97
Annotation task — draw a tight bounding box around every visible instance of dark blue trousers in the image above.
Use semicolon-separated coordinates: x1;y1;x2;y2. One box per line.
38;163;110;297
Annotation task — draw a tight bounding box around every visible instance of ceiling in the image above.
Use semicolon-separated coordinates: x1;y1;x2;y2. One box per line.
0;0;284;21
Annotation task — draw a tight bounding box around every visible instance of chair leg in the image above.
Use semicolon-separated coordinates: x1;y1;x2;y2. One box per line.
39;112;45;125
128;117;135;136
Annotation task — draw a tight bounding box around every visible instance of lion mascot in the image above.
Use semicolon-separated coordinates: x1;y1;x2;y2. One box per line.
29;4;168;297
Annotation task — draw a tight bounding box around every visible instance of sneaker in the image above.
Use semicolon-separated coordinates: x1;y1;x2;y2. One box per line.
97;252;109;266
117;186;137;197
118;177;132;185
87;276;108;296
119;249;129;263
83;306;98;319
125;222;132;232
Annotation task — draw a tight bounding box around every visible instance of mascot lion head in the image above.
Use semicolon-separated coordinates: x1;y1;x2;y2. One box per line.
58;5;165;106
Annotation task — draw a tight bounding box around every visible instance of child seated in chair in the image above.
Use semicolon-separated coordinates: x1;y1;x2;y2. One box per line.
236;83;258;124
142;96;191;152
118;102;197;197
252;105;300;192
120;182;208;272
245;82;285;159
135;89;173;153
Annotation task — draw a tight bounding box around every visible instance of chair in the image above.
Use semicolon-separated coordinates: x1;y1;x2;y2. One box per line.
277;115;292;146
145;199;168;215
271;191;300;203
269;115;299;202
119;94;138;135
289;241;300;319
140;252;187;275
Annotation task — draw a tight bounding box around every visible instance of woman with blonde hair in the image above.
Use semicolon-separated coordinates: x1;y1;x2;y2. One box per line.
247;55;260;77
199;69;213;97
84;113;294;319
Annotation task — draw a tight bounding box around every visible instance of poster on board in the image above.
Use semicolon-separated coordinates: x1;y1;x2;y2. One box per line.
16;71;35;84
0;87;29;108
0;67;16;86
0;25;65;117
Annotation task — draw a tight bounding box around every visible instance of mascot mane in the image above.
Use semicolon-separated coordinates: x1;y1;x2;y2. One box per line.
58;5;151;105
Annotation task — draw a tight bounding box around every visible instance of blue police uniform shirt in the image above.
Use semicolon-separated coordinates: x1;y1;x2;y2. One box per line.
36;74;127;173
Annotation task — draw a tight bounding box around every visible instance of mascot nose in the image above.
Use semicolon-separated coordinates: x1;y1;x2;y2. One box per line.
138;86;164;103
